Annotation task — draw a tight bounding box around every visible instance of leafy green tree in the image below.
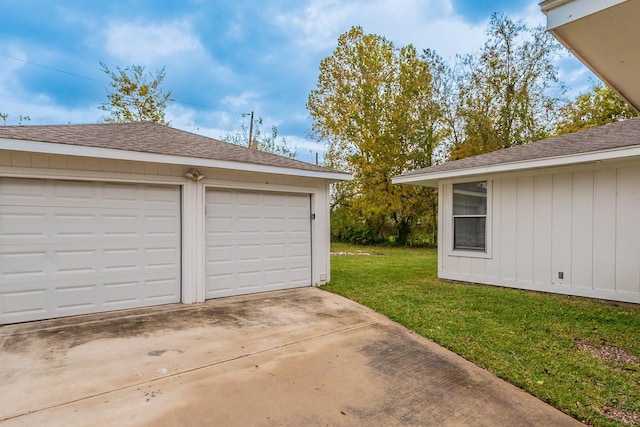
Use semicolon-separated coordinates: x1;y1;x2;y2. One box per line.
555;84;637;135
222;117;297;158
0;112;7;125
307;26;444;245
448;13;565;160
99;63;172;125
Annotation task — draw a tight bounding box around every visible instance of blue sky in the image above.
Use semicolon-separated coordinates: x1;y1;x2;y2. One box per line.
0;0;596;162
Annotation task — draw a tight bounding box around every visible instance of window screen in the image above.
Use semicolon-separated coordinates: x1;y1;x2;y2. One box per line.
453;181;487;251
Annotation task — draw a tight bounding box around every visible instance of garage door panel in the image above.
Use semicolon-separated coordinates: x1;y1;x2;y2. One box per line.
145;246;179;266
0;178;181;324
55;284;99;310
237;217;260;233
1;289;48;317
290;217;310;233
206;217;233;236
265;243;286;260
54;213;97;237
237;192;260;206
265;218;285;233
103;248;139;271
55;249;98;274
1;211;47;238
0;179;49;204
145;215;180;236
103;281;139;305
205;189;311;299
1;250;49;277
237;244;261;262
144;278;182;300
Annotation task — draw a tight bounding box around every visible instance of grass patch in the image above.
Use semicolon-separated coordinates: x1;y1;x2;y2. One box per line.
324;243;640;427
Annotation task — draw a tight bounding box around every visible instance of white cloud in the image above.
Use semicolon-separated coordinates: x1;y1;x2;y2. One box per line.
104;19;202;64
0;90;100;125
274;0;487;60
0;48;27;88
221;91;262;112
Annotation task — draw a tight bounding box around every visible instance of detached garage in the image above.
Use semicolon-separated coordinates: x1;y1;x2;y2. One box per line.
0;122;349;324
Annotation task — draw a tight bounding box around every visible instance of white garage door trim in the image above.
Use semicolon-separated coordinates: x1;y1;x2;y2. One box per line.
205;188;311;299
0;178;182;324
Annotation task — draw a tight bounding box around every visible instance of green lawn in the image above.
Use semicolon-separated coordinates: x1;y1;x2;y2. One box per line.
323;243;640;427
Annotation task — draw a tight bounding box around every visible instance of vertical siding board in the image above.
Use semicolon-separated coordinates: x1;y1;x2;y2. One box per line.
516;177;534;283
458;257;472;276
533;175;553;285
552;173;572;286
438;183;445;276
500;178;517;281
441;183;455;275
49;156;67;169
471;258;486;278
66;157;84;170
571;171;594;289
84;158;100;171
486;179;501;279
100;159;117;172
616;167;640;293
593;169;617;291
130;162;146;174
11;153;31;167
0;152;11;167
31;154;51;169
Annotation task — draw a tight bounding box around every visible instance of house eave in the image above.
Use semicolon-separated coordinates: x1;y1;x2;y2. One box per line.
0;138;352;182
539;0;626;27
393;145;640;187
539;0;640;112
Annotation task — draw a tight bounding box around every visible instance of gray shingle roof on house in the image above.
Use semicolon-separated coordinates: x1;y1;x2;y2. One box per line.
0;121;345;175
399;117;640;178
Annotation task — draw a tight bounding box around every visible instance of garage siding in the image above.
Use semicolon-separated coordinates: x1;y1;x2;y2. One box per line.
205;189;311;299
0;178;181;323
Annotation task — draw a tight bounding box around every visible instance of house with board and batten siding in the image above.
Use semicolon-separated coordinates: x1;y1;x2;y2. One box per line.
393;0;640;304
393;118;640;303
394;115;640;304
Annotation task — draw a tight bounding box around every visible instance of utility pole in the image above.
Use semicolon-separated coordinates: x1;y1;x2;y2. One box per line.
248;111;254;149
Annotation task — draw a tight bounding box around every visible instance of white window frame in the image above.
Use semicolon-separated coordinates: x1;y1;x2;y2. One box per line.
449;180;492;259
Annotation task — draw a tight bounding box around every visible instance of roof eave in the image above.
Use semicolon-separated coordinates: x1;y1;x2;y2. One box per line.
392;145;640;186
0;138;352;182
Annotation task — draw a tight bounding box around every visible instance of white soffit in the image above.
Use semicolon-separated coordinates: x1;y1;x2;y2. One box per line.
540;0;627;28
0;138;352;181
540;0;640;112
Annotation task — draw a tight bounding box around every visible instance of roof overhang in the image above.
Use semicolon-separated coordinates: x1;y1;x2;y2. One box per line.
540;0;640;112
0;138;352;182
392;145;640;187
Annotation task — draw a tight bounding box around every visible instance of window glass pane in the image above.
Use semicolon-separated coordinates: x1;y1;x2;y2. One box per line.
453;181;487;215
454;217;486;251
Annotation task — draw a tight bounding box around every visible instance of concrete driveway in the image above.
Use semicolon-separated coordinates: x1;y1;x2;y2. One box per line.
0;287;580;426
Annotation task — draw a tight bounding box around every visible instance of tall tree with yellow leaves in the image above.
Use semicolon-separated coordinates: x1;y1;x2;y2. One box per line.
307;26;444;245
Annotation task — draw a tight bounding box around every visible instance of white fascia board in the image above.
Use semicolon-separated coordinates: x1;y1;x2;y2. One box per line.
0;138;352;182
540;0;626;29
393;145;640;186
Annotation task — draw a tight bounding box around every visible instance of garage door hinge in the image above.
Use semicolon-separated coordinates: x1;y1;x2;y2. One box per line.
311;213;316;220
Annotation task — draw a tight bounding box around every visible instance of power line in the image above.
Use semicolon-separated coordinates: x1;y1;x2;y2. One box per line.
0;52;105;84
0;52;246;116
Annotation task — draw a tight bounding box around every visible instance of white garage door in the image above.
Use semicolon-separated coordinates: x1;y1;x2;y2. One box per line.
205;189;311;299
0;178;181;324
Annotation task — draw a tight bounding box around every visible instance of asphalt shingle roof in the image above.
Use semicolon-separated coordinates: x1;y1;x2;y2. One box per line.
400;117;640;178
0;121;345;175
